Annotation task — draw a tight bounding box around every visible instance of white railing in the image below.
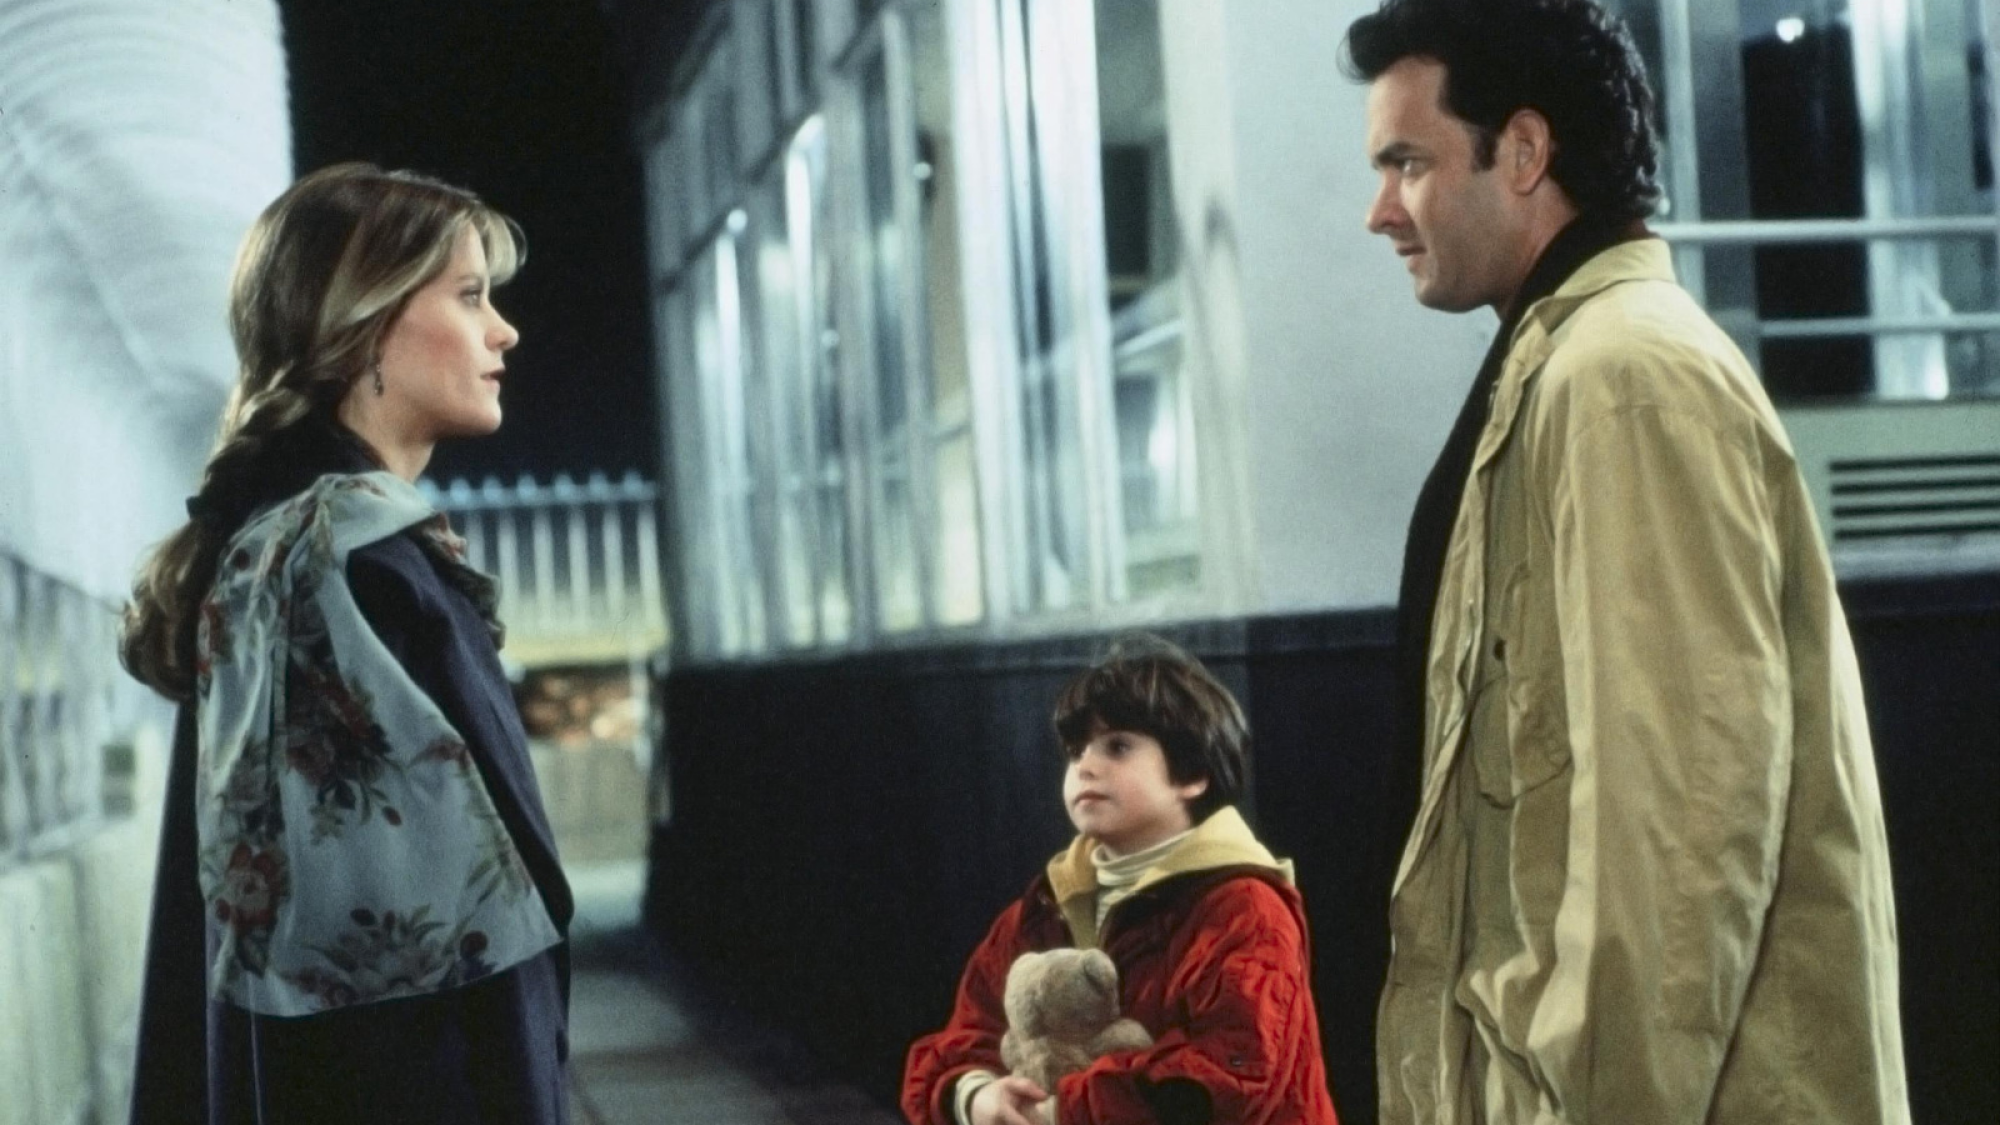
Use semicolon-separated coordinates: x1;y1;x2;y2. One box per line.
423;471;670;668
0;552;133;866
1;549;166;1125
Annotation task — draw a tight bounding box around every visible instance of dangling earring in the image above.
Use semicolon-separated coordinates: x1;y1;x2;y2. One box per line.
372;362;385;397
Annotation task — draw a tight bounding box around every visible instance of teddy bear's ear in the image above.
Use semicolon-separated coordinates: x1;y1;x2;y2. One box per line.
1082;949;1117;991
1006;951;1042;992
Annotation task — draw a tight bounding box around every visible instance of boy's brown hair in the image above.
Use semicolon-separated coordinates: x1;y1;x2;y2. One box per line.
1053;633;1248;823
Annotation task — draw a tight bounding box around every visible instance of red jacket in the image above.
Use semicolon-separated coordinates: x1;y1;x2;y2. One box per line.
903;808;1339;1125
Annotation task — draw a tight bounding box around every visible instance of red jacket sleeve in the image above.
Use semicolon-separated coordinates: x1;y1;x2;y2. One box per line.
1060;880;1330;1125
902;900;1035;1125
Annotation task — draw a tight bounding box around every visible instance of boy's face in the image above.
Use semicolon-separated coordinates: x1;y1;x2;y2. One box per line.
1064;726;1208;857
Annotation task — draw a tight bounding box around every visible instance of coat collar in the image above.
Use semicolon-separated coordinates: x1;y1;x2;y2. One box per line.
1470;239;1677;479
1045;806;1292;948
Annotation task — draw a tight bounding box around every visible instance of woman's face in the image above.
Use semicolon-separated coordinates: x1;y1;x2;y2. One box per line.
375;224;519;440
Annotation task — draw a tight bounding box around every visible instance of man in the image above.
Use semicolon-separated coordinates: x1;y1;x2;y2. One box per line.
1344;1;1910;1122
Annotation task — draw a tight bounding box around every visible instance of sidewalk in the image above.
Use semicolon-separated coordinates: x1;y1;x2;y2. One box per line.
564;861;904;1125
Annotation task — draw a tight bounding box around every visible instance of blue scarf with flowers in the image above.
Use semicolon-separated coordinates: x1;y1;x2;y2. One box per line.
195;471;560;1016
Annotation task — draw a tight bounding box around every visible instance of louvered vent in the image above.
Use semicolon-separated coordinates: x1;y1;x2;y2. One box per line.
1829;454;2000;543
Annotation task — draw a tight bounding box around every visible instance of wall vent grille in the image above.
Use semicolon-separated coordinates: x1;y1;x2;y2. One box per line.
1828;454;2000;542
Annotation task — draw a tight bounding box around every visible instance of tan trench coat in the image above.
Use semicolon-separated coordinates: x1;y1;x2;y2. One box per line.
1378;240;1909;1125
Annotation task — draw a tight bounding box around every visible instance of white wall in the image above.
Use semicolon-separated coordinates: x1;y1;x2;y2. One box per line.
0;0;291;599
1162;0;1496;614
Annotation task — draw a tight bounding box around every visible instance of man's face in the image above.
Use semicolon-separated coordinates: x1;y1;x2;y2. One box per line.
1364;57;1521;313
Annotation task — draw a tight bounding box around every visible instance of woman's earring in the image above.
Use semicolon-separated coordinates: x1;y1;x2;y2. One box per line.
372;362;385;397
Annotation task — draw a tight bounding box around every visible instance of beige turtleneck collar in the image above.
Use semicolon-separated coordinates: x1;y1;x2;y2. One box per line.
1091;828;1195;931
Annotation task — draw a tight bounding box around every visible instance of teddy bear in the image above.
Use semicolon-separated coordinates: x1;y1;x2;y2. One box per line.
1000;947;1154;1100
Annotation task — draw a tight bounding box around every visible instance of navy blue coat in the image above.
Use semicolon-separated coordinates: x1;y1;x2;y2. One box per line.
131;519;574;1125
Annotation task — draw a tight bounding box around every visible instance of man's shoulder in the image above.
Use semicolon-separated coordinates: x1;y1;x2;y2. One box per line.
1534;278;1773;433
1552;276;1736;369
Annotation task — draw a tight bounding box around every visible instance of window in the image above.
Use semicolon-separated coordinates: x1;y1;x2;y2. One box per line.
1623;0;1999;400
641;122;687;273
786;0;820;112
909;1;984;627
792;117;857;645
686;229;767;655
745;116;856;648
1093;0;1197;595
843;2;987;635
640;0;1218;660
738;0;782;162
853;36;924;632
990;0;1110;613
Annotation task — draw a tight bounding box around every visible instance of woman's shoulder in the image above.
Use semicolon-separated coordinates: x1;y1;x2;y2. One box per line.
346;530;453;626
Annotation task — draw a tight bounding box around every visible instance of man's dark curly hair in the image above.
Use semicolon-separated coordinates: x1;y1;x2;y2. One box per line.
1341;0;1663;223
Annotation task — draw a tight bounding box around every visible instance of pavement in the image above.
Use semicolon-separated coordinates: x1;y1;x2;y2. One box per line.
563;861;905;1125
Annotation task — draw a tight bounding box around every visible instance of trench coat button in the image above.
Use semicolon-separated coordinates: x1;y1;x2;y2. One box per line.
1229;1053;1244;1069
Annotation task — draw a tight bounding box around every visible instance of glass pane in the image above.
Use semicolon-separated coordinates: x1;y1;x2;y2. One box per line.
1625;0;1998;400
1095;0;1197;595
658;285;719;656
856;42;924;631
683;255;733;654
752;170;818;647
792;116;853;644
759;0;784;132
1740;1;1875;395
878;460;923;630
911;0;985;626
792;0;819;106
860;49;909;438
933;433;984;624
707;80;740;214
1002;0;1086;611
643;129;684;274
733;209;781;651
695;233;765;655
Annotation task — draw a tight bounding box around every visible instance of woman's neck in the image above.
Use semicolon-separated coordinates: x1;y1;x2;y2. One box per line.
336;402;433;482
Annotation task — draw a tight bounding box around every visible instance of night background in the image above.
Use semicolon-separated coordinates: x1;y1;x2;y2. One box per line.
277;0;704;485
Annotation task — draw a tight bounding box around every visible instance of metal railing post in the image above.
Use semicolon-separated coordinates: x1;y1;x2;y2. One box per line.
0;556;23;862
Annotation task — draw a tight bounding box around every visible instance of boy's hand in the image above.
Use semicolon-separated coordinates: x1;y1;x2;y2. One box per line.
969;1075;1050;1125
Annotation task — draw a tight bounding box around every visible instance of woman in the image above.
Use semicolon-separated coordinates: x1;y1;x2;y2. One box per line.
122;163;573;1124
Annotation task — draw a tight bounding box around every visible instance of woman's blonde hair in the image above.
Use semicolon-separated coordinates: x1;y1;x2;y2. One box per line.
121;163;523;699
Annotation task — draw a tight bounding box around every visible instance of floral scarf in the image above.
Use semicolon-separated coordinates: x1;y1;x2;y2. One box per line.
195;470;560;1016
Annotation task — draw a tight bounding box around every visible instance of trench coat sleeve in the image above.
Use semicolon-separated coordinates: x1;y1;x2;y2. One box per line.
902;900;1035;1125
1059;880;1332;1125
1532;380;1791;1121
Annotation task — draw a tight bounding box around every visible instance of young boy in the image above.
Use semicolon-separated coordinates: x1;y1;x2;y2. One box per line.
902;635;1339;1125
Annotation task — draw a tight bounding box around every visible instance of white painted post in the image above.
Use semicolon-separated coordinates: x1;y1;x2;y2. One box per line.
448;478;488;573
556;474;588;633
526;475;555;631
27;573;58;840
632;472;665;635
0;557;22;859
600;475;628;619
488;477;522;624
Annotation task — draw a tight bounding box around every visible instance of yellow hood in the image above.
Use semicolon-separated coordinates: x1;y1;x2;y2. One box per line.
1045;806;1293;948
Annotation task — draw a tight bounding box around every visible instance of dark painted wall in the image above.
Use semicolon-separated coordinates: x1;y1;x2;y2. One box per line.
643;576;1999;1124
